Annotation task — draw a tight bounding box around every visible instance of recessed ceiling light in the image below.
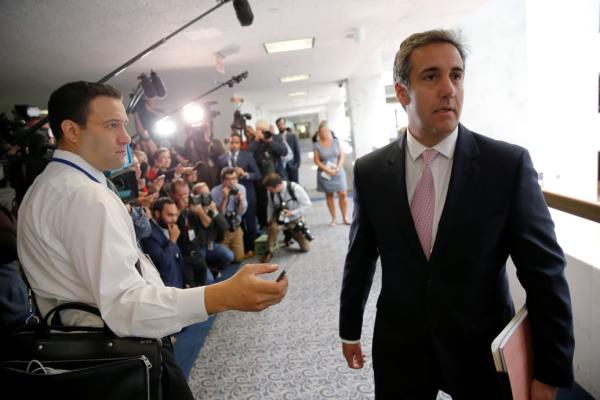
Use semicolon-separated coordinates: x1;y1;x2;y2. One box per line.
264;38;314;54
280;74;310;83
288;91;307;97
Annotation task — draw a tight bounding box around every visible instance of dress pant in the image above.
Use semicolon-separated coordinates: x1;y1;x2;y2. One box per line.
161;337;194;399
286;165;299;183
222;226;244;262
255;183;268;229
266;219;310;253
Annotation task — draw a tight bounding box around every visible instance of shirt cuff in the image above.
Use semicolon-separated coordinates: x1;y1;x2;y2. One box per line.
177;286;208;325
341;338;361;344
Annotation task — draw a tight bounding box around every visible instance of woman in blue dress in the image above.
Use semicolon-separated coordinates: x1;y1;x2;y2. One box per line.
313;121;350;226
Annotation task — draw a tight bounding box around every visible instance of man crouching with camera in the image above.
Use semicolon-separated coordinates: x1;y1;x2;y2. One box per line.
261;172;313;263
211;167;247;262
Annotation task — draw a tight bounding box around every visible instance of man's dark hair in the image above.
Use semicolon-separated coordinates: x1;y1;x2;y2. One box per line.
275;117;285;125
151;197;175;214
393;29;467;87
262;172;282;188
48;81;121;142
229;133;242;142
168;178;188;195
220;167;237;181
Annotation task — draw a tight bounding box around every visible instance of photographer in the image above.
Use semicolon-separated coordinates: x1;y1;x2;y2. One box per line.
170;179;232;283
248;120;288;228
210;167;247;262
261;172;313;263
188;182;234;277
217;133;260;258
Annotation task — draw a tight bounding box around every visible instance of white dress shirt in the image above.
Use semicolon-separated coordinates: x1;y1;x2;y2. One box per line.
266;181;312;223
405;127;458;249
17;149;208;338
341;127;458;345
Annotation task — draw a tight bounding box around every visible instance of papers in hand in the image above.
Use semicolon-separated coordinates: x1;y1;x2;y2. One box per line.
320;161;337;180
320;171;332;180
491;306;533;400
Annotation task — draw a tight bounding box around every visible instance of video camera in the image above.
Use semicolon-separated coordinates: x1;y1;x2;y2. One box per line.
108;169;139;203
232;110;252;129
0;106;56;205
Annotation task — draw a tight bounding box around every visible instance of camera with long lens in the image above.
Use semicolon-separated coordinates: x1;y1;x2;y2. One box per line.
190;192;212;207
225;210;239;232
292;219;314;241
262;130;273;140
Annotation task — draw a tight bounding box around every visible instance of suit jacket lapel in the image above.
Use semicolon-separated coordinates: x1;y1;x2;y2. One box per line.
385;129;426;261
430;124;480;264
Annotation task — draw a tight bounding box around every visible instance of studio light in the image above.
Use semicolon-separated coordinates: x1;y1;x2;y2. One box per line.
183;103;205;124
155;117;177;137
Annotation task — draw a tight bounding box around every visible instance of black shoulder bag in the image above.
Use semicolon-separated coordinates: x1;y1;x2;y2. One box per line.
0;301;163;400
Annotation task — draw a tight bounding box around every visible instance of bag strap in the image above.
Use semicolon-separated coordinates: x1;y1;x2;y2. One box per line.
286;181;296;202
43;302;111;334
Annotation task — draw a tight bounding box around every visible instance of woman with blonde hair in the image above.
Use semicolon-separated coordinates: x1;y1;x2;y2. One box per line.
313;121;350;225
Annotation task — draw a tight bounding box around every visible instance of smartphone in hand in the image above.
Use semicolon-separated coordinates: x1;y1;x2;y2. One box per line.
275;266;286;282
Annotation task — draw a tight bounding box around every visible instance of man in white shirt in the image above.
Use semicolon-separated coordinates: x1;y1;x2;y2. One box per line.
17;81;288;399
261;172;312;262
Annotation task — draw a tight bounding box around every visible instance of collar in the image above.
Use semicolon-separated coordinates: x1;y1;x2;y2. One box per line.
406;126;458;162
52;149;108;185
152;219;170;239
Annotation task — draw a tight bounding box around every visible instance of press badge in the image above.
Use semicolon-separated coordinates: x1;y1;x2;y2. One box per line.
188;229;196;241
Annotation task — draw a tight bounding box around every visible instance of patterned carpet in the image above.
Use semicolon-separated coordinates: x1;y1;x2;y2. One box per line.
188;198;382;399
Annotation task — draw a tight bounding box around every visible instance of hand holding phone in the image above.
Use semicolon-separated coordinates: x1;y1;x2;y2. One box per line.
275;266;286;282
260;264;286;282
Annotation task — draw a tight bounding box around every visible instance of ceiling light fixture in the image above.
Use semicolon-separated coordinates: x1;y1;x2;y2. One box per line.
280;74;310;83
288;91;307;97
264;38;314;54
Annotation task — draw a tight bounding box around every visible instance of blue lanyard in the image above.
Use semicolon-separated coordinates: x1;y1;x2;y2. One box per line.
50;158;101;184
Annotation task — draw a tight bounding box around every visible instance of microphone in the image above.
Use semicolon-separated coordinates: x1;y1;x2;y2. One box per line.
150;70;167;98
139;73;156;99
233;0;253;26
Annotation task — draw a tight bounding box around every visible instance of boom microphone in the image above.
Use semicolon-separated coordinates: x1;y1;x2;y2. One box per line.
150;70;167;98
233;0;253;26
139;73;156;99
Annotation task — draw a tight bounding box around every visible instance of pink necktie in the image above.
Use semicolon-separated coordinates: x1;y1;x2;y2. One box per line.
411;149;438;260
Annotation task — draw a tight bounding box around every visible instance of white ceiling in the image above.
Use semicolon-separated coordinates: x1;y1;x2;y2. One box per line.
0;0;485;117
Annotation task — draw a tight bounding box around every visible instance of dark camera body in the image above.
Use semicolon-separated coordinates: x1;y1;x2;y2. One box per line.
109;170;139;203
229;186;239;196
190;192;212;207
292;220;314;241
263;130;273;140
225;210;239;232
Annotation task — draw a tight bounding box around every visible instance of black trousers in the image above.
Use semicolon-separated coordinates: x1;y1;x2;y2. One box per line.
161;337;194;399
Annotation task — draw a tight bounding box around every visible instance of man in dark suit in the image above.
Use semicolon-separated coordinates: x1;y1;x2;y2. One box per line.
276;118;301;183
140;197;185;289
218;133;261;258
339;29;574;400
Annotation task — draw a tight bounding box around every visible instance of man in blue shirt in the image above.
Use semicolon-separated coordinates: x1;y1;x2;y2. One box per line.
211;167;247;262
